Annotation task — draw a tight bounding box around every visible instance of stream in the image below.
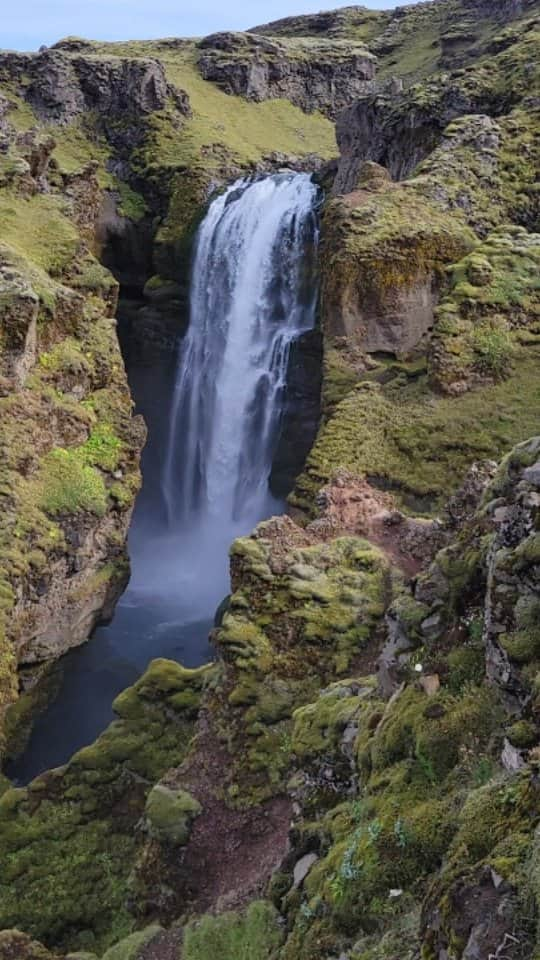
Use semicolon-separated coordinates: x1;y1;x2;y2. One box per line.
9;172;320;784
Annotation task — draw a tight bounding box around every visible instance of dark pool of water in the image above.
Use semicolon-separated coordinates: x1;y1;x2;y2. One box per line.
9;602;213;784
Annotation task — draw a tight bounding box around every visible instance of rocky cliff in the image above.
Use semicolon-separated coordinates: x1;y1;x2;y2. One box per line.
197;31;376;118
0;93;146;762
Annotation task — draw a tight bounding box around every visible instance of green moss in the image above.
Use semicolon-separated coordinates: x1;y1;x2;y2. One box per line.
429;229;540;392
0;659;212;951
214;532;396;805
37;447;108;517
82;423;123;471
0;192;79;276
294;346;540;515
39;338;91;377
115;181;148;222
100;926;162;960
370;684;500;782
507;721;538;750
446;642;485;694
144;784;201;845
3;662;64;763
182;901;284;960
500;630;540;665
48;122;113;188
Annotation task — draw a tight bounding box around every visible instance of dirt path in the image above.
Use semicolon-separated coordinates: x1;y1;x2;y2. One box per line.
165;710;291;917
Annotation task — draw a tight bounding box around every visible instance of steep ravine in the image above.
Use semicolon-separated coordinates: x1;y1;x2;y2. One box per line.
8;171;323;784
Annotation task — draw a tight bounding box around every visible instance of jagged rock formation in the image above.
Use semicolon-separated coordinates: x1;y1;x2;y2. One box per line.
0;49;190;127
332;3;539;190
197;31;376;118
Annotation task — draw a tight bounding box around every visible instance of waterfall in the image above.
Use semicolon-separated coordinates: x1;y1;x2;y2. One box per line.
8;172;321;783
127;171;319;618
162;172;320;533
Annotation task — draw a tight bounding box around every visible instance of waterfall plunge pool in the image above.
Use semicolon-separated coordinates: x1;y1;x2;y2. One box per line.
8;172;321;784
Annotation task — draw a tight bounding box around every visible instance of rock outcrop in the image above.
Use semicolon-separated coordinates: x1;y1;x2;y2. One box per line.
332;0;539;191
0;49;190;129
0;74;146;762
320;161;475;357
197;31;377;118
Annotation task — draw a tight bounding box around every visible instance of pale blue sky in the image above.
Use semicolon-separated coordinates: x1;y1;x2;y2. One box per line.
4;1;417;52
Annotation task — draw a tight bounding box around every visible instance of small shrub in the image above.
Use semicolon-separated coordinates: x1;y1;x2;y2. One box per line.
472;320;514;378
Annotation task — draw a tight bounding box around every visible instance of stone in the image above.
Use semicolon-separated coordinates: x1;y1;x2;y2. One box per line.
293;852;319;888
501;738;525;773
197;31;376;119
523;462;540;487
420;674;441;697
421;613;444;641
0;50;191;127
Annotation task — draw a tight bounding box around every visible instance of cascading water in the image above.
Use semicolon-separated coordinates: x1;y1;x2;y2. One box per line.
10;171;320;783
126;171;322;615
163;172;320;533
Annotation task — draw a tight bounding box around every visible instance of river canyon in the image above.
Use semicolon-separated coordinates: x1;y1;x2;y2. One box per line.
9;172;321;783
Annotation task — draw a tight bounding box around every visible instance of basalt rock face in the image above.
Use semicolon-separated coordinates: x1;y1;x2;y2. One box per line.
333;79;503;191
320;161;476;358
0;49;190;129
197;31;377;119
332;0;539;191
250;6;386;39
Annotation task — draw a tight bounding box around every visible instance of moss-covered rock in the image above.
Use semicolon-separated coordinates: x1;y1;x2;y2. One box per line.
182;901;284;960
0;659;211;951
429;228;540;394
321;170;476;360
100;926;162;960
210;517;398;805
144;784;201;846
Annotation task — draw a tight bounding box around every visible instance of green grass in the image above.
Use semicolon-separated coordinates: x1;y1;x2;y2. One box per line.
0;193;79;276
48;121;114;188
295;345;540;514
92;41;337;170
183;901;284;960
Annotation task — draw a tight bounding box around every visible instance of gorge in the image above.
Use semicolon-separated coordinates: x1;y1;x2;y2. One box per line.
0;1;539;959
10;171;322;783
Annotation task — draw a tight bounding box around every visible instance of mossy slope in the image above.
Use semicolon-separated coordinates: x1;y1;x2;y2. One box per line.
0;660;211;952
